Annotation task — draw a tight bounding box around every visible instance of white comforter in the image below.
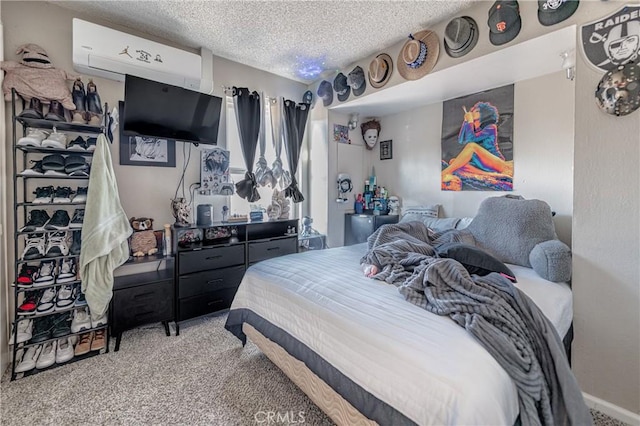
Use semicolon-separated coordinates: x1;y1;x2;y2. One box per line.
230;244;573;425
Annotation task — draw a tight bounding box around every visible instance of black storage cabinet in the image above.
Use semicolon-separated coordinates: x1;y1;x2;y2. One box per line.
344;213;399;246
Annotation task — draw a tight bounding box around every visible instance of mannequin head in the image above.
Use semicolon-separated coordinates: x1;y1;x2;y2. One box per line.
360;119;381;150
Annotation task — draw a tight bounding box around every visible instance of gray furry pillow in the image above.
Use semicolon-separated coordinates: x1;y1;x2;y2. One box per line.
465;196;558;268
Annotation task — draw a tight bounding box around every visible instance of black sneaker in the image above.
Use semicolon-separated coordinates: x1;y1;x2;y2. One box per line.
22;233;46;260
20;210;50;232
69;163;90;177
67;136;87;151
32;186;54;204
69;209;84;229
70;231;81;256
72;187;87;204
20;160;45;176
45;232;70;257
53;186;73;204
51;312;72;338
30;316;54;343
45;210;70;230
86;137;97;152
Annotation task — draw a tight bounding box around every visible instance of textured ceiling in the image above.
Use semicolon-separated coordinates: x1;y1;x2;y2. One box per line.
54;0;475;83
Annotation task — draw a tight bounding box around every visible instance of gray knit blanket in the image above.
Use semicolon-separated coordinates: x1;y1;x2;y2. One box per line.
361;222;592;426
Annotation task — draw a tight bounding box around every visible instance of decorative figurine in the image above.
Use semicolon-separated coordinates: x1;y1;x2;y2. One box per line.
222;205;229;222
171;198;190;227
388;196;400;216
301;216;320;237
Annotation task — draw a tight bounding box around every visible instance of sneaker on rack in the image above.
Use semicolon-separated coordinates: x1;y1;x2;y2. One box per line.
32;186;54;204
33;259;56;287
44;210;70;230
56;337;74;363
37;287;57;314
71;307;91;333
55;285;75;310
74;290;87;307
57;258;77;283
45;231;70;257
17;291;40;316
10;319;33;344
91;329;106;351
70;230;82;256
30;317;54;343
15;345;42;373
52;312;72;337
74;332;92;356
22;233;46;260
86;137;97;152
52;186;74;204
69;209;84;229
42;154;67;177
86;80;103;126
41;131;68;149
17;264;39;288
36;340;57;369
20;160;45;176
17;129;48;147
67;136;87;151
72;187;87;204
20;210;50;232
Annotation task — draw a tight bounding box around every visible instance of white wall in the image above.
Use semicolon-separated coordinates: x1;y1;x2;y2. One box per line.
365;71;575;245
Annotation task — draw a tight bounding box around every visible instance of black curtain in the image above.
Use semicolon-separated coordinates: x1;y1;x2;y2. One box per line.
233;87;261;202
282;99;310;203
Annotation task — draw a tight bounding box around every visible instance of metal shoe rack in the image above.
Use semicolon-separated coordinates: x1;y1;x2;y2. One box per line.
9;89;110;380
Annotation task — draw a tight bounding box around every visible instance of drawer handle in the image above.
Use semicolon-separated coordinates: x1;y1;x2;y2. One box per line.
206;255;223;260
206;279;223;285
207;299;224;306
267;247;280;251
133;292;155;299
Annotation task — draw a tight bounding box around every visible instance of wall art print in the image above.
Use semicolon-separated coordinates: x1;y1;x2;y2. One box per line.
201;147;234;195
441;84;514;192
333;124;350;144
118;101;176;167
580;4;640;73
380;140;393;160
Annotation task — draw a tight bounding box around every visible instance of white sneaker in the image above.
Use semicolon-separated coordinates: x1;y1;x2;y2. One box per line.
55;337;74;363
71;307;91;333
17;129;48;147
10;319;33;344
91;312;108;329
15;345;42;373
21;233;46;260
37;287;57;313
55;285;75;310
57;258;77;283
33;260;57;287
42;132;68;149
36;341;57;369
45;232;70;257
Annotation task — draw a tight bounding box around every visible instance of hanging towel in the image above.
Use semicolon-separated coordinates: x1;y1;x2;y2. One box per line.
80;133;132;319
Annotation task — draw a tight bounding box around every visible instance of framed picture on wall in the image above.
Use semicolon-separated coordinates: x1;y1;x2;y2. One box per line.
118;101;176;167
380;140;392;160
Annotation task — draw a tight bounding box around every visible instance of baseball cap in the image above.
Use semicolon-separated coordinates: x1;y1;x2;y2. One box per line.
538;0;579;26
487;1;522;46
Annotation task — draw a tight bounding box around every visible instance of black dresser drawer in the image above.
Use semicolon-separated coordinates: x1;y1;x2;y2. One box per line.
178;287;238;321
248;237;297;264
178;264;245;299
178;244;245;275
112;280;174;332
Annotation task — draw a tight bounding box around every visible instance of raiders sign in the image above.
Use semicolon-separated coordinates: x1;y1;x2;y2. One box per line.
580;4;640;73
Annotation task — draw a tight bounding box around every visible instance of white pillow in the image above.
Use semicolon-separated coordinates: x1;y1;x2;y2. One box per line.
401;204;441;219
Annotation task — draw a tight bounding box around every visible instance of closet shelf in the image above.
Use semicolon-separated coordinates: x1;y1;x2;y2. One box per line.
13;279;82;293
14;349;106;379
17;202;86;208
16;117;104;134
17;175;89;180
16;146;95;156
12;325;108;349
17;254;79;265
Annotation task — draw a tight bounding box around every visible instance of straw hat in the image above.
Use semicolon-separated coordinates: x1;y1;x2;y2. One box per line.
397;30;440;81
368;53;394;88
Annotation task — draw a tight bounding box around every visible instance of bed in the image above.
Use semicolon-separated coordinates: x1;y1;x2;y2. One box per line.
225;243;574;425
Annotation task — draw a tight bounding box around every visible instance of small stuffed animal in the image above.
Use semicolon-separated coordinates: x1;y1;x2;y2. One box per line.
1;43;78;109
129;217;159;257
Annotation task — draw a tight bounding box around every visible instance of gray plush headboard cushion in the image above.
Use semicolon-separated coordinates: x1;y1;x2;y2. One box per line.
465;196;558;268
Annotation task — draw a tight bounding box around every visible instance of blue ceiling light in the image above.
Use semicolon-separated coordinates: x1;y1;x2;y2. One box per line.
295;55;327;80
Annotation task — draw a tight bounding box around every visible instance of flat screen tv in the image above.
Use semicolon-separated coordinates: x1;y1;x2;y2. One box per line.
123;75;222;145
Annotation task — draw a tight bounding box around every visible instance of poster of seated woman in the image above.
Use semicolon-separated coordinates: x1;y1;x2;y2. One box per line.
441;84;514;191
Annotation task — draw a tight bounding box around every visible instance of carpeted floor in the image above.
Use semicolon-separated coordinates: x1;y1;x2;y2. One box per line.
0;314;630;425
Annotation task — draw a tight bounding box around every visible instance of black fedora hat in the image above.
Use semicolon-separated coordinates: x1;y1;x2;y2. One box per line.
333;73;351;102
538;0;579;26
317;80;333;107
444;16;479;58
488;1;522;46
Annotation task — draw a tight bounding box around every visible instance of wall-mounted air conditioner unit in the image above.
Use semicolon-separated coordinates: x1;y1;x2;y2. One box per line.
72;18;214;94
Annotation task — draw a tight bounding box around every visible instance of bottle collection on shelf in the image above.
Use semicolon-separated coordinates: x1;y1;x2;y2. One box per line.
354;175;390;215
